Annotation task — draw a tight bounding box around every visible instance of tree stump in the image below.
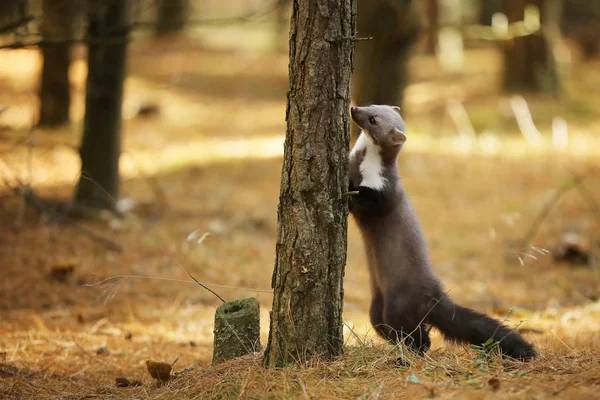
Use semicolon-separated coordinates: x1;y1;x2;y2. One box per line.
212;298;261;365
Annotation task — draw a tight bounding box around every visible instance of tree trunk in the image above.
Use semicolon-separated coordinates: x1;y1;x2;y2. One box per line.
156;0;188;36
561;0;600;59
351;0;419;135
424;0;439;54
502;0;561;93
74;1;129;210
38;0;72;127
264;0;355;367
479;0;503;25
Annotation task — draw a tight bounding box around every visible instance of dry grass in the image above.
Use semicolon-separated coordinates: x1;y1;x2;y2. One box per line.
0;37;600;399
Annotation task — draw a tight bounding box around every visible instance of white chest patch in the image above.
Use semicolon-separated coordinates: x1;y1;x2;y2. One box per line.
350;132;386;190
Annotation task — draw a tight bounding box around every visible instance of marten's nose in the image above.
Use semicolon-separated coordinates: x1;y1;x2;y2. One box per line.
351;106;357;113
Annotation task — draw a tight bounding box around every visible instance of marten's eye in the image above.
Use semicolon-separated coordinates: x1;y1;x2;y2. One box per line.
368;117;376;124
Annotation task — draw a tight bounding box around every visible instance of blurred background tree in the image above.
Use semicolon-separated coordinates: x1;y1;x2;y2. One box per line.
501;0;562;93
352;0;419;117
561;0;600;59
74;0;130;210
38;0;73;127
155;0;189;37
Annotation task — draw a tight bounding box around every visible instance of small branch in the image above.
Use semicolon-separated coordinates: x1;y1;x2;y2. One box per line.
328;36;373;43
521;175;585;247
576;182;600;223
71;335;105;365
178;263;226;303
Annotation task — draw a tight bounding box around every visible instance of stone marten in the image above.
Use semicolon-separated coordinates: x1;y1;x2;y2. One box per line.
348;104;537;360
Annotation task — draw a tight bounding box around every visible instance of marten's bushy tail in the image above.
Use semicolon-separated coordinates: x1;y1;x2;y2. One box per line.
427;297;537;360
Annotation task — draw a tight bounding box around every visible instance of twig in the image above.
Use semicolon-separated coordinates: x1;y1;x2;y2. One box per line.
83;274;273;294
328;35;373;43
521;175;585;247
576;183;600;223
547;330;578;357
25;379;64;395
178;263;226;303
71;336;106;366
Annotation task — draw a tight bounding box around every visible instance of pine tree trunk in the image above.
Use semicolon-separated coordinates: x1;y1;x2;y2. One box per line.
156;0;188;36
38;0;72;127
264;0;355;367
502;0;560;93
74;1;129;210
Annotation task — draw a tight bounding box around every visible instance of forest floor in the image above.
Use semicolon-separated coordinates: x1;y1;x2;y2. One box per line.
0;37;600;399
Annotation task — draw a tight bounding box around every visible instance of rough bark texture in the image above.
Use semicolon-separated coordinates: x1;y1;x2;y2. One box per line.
351;0;419;136
264;0;355;367
38;0;72;127
502;0;560;93
156;0;188;36
75;0;128;209
212;298;262;365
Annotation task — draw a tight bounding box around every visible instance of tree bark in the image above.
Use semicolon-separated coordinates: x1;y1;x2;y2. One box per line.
74;0;129;210
156;0;188;36
502;0;561;93
264;0;355;367
38;0;72;127
351;0;419;136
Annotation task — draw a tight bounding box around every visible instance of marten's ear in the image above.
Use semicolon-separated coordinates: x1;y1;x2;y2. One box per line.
390;127;407;146
392;106;402;116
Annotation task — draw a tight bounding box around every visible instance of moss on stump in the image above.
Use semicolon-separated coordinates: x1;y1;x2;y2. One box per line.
212;297;261;365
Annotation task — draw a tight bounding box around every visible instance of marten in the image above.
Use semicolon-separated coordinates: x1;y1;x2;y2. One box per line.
348;104;537;360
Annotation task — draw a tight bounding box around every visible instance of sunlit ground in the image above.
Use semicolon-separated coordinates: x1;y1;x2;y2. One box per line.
1;35;600;399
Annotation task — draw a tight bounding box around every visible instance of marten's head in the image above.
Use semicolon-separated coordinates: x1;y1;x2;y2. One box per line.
350;105;407;151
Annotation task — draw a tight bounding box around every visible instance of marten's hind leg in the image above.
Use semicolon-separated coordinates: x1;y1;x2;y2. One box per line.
382;290;431;354
369;290;389;339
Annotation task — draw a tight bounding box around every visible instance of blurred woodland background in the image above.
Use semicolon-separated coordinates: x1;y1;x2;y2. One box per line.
0;0;599;398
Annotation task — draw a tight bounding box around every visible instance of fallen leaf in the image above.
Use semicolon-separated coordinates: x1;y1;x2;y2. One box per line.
49;263;75;283
145;360;172;381
488;377;501;392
